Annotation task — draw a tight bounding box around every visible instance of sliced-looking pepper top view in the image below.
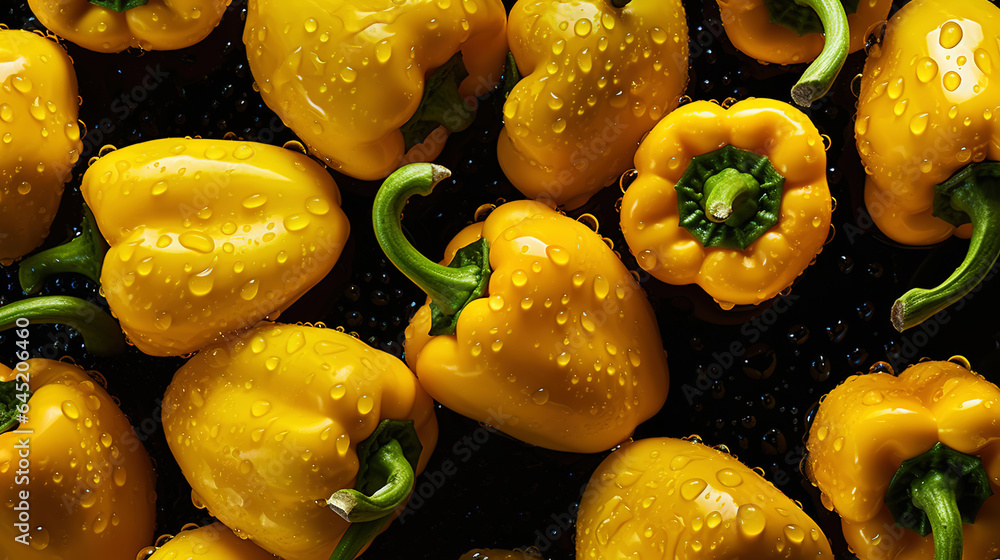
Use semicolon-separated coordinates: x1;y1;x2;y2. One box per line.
620;98;832;307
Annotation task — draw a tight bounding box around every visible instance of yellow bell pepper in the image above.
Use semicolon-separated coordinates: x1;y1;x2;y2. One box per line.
855;0;1000;331
11;138;351;357
577;437;834;558
144;523;276;560
243;0;508;181
805;359;1000;560
0;359;157;560
161;322;438;560
620;98;832;307
716;0;891;105
374;163;670;453
498;0;689;209
0;29;82;263
26;0;231;53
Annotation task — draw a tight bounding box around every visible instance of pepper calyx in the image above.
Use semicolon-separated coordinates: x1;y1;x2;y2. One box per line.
19;205;107;295
893;163;1000;331
326;419;422;560
0;296;125;356
501;52;521;102
885;442;992;560
401;51;474;152
88;0;149;12
675;145;785;250
0;380;31;434
373;163;492;337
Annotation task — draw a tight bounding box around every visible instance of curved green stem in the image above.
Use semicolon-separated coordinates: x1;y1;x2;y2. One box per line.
326;419;423;560
910;471;964;560
789;0;850;107
0;297;125;356
19;206;106;295
400;52;474;152
892;165;1000;331
702;168;762;226
328;517;392;560
327;440;415;523
373;163;491;335
88;0;148;11
885;443;992;560
0;380;31;434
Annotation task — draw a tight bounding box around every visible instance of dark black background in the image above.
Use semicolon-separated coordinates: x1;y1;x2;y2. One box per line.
4;0;1000;558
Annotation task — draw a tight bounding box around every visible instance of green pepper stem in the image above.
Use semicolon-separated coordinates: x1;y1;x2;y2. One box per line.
0;380;31;434
702;168;762;226
0;296;125;356
789;0;850;107
88;0;149;12
326;419;423;560
327;439;415;523
400;52;475;152
328;518;392;560
19;206;106;295
892;181;1000;331
910;471;964;560
373;163;484;316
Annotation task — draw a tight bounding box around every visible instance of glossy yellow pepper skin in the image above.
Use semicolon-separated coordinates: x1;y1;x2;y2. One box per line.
375;164;669;454
0;30;82;263
806;360;1000;560
855;0;1000;331
78;138;350;357
0;359;157;560
244;0;508;181
577;437;834;558
620;99;832;307
145;523;276;560
498;0;689;209
27;0;230;53
717;0;890;64
857;0;1000;246
162;322;438;560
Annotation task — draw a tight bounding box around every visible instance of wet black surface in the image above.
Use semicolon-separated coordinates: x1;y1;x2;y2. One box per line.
4;1;1000;559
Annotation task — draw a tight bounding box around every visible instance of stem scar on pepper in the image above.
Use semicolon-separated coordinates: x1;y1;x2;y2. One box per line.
87;0;149;12
373;163;491;336
675;145;785;250
892;163;1000;331
885;442;993;560
325;419;423;560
